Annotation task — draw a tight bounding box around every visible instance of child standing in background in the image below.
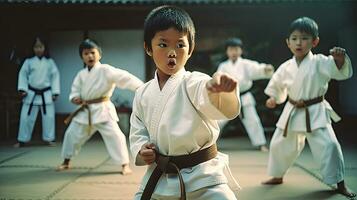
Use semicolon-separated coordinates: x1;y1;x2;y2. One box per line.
57;39;143;175
217;37;274;151
15;36;60;147
262;17;355;198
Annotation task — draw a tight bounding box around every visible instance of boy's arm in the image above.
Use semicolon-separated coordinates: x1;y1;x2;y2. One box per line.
206;72;240;119
246;59;274;80
330;47;353;80
129;92;151;166
109;66;144;91
50;59;61;96
264;64;288;104
331;47;346;70
318;47;353;81
18;59;29;92
69;73;81;102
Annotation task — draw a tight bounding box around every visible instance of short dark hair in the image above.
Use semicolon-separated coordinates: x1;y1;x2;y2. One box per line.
225;37;243;49
288;17;319;39
79;38;102;57
144;5;195;53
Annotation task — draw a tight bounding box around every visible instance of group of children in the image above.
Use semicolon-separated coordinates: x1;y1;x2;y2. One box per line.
14;5;355;200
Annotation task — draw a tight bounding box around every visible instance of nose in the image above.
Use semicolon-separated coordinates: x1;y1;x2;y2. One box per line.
296;38;302;45
168;49;176;58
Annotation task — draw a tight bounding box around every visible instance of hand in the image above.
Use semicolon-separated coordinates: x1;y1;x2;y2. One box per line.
206;72;237;93
264;64;274;75
71;97;82;105
18;91;27;98
139;143;156;165
52;95;58;101
330;47;346;69
266;97;277;109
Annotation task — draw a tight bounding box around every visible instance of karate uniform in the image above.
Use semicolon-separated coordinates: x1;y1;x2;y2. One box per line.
264;52;353;184
61;62;143;165
17;56;60;143
130;69;241;200
217;58;272;146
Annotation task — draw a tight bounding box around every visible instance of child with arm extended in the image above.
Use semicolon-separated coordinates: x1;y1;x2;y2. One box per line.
262;16;355;198
129;5;241;200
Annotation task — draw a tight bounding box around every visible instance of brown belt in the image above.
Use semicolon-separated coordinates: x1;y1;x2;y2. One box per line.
141;144;218;200
64;96;110;126
283;96;324;137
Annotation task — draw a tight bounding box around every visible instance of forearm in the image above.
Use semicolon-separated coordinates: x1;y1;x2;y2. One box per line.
208;88;240;119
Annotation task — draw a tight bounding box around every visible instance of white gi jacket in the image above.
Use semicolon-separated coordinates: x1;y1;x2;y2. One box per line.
218;58;272;106
130;68;241;196
265;52;353;132
70;62;143;125
18;56;60;105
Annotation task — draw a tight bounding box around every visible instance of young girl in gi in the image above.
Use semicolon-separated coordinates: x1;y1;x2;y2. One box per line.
57;39;143;175
262;17;356;198
217;37;274;152
130;5;241;200
15;36;60;147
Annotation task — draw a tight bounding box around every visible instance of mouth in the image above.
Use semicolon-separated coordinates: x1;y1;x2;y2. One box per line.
167;59;176;69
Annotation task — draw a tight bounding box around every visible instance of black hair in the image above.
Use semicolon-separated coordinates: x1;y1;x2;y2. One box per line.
32;36;50;58
78;38;102;57
225;37;243;50
144;5;195;53
288;17;319;39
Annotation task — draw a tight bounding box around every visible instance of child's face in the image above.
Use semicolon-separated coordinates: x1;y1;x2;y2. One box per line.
148;27;192;78
286;30;319;61
33;39;45;57
226;46;242;62
81;48;101;67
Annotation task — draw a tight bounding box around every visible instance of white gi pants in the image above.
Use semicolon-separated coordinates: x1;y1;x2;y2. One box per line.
219;104;266;147
134;183;237;200
61;120;130;165
17;104;55;142
267;124;345;185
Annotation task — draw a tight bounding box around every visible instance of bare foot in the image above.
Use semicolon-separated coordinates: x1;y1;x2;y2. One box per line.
56;163;70;171
13;142;25;148
262;177;283;185
122;164;132;175
336;181;356;198
260;145;269;152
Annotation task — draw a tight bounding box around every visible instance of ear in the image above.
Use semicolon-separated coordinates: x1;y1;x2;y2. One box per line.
188;42;195;57
312;37;320;48
285;38;290;47
143;42;152;56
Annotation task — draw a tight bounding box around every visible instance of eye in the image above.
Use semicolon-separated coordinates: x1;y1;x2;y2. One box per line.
158;43;167;48
177;43;186;48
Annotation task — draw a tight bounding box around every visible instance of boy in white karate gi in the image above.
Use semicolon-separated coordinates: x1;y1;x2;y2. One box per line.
217;37;274;152
57;39;143;175
130;5;241;200
262;17;355;198
15;36;60;147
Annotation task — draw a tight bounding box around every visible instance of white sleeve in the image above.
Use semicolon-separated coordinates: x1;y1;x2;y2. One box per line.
185;72;240;120
50;59;61;95
246;59;272;80
264;64;288;104
107;66;144;91
129;91;150;166
318;54;353;80
69;72;81;101
18;59;29;92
